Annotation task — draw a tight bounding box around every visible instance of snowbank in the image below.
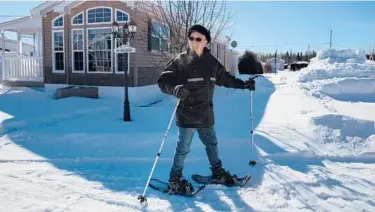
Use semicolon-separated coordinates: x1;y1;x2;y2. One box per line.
298;48;375;82
312;114;375;155
235;73;276;93
315;48;367;64
99;84;169;107
320;78;375;102
45;84;169;107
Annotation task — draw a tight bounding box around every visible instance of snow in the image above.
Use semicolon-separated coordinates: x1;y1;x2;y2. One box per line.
1;48;375;211
298;48;375;82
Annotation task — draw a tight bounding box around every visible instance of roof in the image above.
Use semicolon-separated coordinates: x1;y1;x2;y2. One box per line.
30;0;135;16
0;16;42;34
0;0;133;34
266;57;285;63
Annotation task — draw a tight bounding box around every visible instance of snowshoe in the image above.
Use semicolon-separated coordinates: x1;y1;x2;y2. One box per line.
148;178;205;197
192;168;251;187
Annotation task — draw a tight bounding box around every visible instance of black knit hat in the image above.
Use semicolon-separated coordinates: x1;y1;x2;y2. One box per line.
188;24;211;44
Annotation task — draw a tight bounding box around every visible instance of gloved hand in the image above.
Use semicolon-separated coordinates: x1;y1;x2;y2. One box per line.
243;79;255;91
172;85;190;100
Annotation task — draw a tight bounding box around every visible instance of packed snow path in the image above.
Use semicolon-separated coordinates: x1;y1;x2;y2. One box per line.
1;50;375;211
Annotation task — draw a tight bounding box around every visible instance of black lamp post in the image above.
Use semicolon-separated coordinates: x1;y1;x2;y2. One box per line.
111;20;137;122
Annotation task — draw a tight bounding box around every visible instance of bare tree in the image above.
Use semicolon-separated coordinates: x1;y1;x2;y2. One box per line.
137;0;232;62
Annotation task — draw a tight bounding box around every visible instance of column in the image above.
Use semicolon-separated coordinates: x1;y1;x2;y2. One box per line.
1;30;5;56
17;32;22;55
36;29;42;57
33;33;36;57
1;30;6;81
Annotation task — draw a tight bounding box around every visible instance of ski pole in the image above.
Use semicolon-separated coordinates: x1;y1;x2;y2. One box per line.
249;90;257;167
248;75;260;167
138;98;180;203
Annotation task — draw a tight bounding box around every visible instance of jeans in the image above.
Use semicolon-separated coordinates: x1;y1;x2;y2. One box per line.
169;125;222;180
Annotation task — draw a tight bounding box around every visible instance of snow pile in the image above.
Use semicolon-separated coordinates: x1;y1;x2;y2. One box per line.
315;48;367;64
99;84;169;107
298;48;375;82
296;48;375;103
312;114;375;156
320;78;375;102
46;84;169;107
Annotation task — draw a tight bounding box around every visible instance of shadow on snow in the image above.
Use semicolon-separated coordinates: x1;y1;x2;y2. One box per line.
0;75;278;211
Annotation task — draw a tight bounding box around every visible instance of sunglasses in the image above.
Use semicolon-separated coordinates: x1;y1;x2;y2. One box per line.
189;36;202;42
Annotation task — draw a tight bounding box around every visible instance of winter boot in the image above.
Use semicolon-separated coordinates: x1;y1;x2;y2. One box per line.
168;176;195;194
211;167;238;186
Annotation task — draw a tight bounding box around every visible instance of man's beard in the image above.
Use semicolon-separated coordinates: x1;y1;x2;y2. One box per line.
190;46;202;55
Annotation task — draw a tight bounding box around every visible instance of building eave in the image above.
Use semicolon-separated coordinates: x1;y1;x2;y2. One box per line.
0;16;42;34
31;1;61;17
34;0;137;16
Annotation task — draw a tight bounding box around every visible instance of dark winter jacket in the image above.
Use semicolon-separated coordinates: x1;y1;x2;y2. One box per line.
157;48;246;128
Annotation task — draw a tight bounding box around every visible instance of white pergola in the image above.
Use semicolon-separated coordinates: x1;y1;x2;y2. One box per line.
0;0;59;83
0;16;43;57
0;15;43;83
0;0;89;57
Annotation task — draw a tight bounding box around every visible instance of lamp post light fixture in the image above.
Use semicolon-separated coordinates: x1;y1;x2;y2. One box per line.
111;20;137;122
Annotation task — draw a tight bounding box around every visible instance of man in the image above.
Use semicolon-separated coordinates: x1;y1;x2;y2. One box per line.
157;24;256;193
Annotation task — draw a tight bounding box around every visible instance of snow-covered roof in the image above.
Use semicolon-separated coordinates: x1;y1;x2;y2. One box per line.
294;61;309;64
266;57;285;63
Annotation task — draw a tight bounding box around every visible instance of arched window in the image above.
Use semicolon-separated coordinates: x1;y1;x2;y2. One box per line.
72;12;83;25
115;9;129;22
87;7;112;24
52;14;64;28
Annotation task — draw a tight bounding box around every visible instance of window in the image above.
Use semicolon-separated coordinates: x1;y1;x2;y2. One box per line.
115;9;129;22
52;30;64;72
87;28;112;73
52;15;64;28
87;7;112;24
72;29;84;72
72;12;83;25
150;22;169;52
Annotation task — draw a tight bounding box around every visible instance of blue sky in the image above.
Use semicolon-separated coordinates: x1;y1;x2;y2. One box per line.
226;1;375;54
0;1;374;54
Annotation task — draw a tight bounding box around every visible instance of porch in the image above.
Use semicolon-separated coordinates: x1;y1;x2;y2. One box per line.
0;16;44;87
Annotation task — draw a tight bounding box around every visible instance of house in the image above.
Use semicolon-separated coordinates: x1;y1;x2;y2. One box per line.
0;0;236;87
290;61;309;71
264;57;285;73
209;38;239;74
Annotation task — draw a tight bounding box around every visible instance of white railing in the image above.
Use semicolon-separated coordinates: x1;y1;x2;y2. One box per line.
1;56;43;82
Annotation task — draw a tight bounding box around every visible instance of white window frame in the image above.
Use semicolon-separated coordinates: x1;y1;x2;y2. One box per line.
52;14;64;29
150;21;170;53
52;29;65;73
115;8;129;24
71;12;84;26
86;6;113;25
114;9;130;74
86;27;113;74
71;28;85;73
